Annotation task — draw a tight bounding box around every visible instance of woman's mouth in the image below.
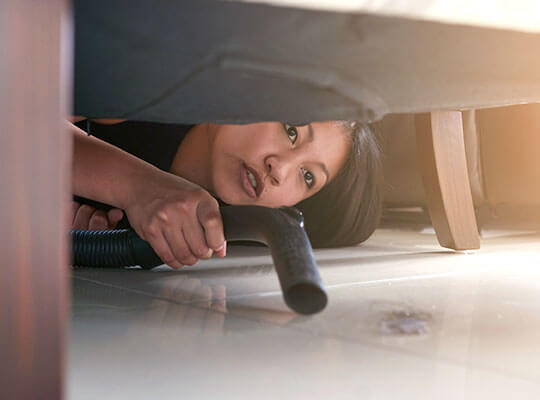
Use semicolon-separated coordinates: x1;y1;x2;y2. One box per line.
241;163;260;198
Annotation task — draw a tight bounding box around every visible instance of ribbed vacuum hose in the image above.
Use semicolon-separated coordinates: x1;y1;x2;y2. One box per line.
71;205;327;315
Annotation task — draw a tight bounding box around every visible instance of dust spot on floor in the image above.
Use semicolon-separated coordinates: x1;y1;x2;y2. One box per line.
379;310;432;335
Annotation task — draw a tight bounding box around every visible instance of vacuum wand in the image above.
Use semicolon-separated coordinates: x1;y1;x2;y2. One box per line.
71;205;327;315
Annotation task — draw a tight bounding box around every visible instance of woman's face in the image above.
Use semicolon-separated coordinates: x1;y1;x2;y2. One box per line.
208;122;350;207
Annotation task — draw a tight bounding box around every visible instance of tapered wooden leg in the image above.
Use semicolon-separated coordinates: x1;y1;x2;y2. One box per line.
415;112;480;250
0;1;71;398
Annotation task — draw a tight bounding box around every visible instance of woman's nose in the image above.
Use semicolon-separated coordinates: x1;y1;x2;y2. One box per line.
265;154;297;186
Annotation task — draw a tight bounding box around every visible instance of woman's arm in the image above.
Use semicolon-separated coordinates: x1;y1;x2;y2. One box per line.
71;121;155;209
70;122;226;268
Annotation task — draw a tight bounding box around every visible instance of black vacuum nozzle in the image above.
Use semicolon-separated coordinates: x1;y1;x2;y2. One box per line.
71;205;327;315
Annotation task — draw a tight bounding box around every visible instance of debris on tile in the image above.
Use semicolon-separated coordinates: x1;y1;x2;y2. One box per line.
379;310;431;335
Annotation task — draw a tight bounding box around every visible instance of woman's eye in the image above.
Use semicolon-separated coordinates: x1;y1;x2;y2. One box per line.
303;169;315;188
284;124;298;144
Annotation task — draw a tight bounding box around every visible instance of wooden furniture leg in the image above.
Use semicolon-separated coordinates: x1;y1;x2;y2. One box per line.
415;112;480;250
0;1;71;398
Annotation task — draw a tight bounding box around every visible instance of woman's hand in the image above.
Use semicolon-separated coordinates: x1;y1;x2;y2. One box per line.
72;201;124;230
122;170;227;270
70;122;225;269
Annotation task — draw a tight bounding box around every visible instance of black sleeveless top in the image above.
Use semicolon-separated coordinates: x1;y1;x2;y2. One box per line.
74;120;194;228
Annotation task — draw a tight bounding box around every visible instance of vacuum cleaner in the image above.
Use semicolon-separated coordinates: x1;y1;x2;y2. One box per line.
71;205;327;315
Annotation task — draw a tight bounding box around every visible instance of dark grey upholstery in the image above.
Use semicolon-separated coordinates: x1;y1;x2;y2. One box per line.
74;0;540;124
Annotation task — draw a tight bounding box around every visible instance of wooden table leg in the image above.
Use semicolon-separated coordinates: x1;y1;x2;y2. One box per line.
0;1;71;398
415;112;480;250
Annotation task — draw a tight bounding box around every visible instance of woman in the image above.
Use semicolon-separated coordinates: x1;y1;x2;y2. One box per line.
71;119;382;269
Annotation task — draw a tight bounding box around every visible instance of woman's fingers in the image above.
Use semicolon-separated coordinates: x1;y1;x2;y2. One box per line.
72;202;124;230
163;226;198;266
88;210;109;230
73;204;96;229
197;199;226;256
160;197;225;266
214;241;227;258
72;201;81;225
143;226;184;270
183;217;213;260
157;204;224;268
107;208;124;228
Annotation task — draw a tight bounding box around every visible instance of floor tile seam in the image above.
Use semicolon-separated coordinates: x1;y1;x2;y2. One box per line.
72;274;281;304
72;275;222;307
189;264;517;303
71;278;539;384
321;265;514;290
72;261;518;308
314;250;540;270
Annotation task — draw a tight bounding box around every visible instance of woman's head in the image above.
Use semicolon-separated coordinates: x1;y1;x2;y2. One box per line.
208;121;382;248
209;121;351;207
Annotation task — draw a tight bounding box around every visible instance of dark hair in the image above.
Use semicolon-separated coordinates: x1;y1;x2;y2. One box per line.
295;121;382;248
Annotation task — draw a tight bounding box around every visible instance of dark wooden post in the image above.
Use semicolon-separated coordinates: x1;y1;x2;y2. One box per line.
0;1;71;399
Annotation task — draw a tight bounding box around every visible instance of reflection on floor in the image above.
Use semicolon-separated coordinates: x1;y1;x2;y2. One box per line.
69;219;540;400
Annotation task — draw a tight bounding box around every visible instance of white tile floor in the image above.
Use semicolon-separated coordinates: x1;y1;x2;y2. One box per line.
69;222;540;400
